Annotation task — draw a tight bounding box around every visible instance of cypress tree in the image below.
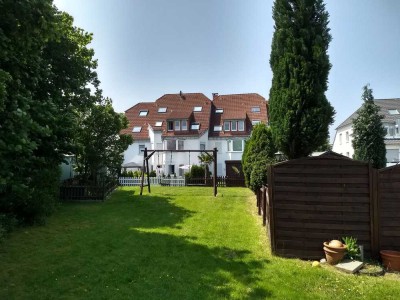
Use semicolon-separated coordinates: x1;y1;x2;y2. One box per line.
269;0;334;159
352;85;386;168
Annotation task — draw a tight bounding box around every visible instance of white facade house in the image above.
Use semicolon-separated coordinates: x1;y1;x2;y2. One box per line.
333;98;400;166
121;92;268;176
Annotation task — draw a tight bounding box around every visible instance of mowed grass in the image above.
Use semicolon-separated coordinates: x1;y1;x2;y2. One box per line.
1;187;399;299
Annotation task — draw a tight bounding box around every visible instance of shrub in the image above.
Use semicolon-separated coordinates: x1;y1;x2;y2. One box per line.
0;213;17;243
149;170;157;177
189;165;205;178
249;159;269;193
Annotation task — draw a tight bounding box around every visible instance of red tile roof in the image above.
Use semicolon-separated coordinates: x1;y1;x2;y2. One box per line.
121;93;212;139
121;92;268;140
209;93;268;138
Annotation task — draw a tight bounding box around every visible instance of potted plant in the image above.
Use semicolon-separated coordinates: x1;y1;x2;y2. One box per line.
323;240;347;265
380;250;400;271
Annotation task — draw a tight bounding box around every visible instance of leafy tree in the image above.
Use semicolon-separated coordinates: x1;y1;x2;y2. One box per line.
74;98;133;184
352;85;386;168
269;0;335;159
316;138;332;152
198;152;214;181
0;1;130;224
242;124;277;192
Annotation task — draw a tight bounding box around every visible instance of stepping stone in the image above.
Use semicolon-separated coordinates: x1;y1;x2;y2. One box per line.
335;260;364;274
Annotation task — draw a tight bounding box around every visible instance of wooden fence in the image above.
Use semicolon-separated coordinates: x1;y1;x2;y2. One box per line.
378;165;400;250
257;152;400;260
60;180;117;201
118;176;245;187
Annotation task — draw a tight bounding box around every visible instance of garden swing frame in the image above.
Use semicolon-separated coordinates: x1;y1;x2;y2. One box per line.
140;147;218;196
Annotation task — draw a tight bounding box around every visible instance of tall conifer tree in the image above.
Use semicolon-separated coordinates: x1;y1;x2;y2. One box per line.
269;0;334;159
352;85;386;168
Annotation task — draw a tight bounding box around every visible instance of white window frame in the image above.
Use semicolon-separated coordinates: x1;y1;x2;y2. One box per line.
227;140;243;152
231;121;237;131
139;110;148;116
238;120;245;131
346;131;349;143
158;107;167;113
139;144;145;154
252;120;261;126
215;108;223;114
174;120;181;131
191;122;200;130
223;121;230;131
132;126;142;133
178;140;184;150
339;133;342;145
251;106;261;113
193;106;202;112
214;125;222;132
155;121;163;127
181;120;188;131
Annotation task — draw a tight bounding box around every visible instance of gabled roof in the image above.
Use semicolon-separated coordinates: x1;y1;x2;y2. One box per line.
337;98;400;129
122;93;212;139
209;93;268;138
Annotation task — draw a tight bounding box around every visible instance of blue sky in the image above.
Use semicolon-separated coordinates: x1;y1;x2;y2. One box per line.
54;0;400;139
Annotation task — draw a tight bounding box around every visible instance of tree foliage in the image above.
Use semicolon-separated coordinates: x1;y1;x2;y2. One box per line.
352;85;386;169
269;0;335;159
0;1;132;224
242;124;277;192
74;98;133;184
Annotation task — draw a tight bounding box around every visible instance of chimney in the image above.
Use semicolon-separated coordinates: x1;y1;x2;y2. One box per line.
180;90;185;100
212;93;219;100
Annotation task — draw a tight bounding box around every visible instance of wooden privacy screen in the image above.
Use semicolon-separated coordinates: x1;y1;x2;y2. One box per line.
378;166;400;250
267;152;375;259
265;152;400;260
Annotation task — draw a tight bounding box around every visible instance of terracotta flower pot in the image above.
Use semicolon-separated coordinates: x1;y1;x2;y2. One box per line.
323;242;347;265
380;250;400;272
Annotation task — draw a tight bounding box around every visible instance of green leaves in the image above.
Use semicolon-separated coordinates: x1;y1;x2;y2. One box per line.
269;0;334;159
352;85;386;168
242;124;277;192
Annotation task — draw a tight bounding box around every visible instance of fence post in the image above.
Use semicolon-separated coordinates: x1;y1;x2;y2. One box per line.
262;186;267;226
267;164;276;254
370;166;380;259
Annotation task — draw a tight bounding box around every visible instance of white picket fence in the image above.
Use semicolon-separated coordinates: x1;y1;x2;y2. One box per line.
118;177;185;187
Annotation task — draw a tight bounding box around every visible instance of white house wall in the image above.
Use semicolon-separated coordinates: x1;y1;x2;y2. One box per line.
332;124;354;158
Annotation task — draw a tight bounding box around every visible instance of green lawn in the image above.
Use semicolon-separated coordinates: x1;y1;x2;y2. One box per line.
1;187;399;299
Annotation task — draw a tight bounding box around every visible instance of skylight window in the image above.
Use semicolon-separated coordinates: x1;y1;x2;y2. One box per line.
158;107;167;113
132;126;142;133
215;108;224;114
193;106;202;112
155;121;163;127
139;110;148;116
214;125;222;132
191;122;200;130
388;109;400;115
251;106;261;113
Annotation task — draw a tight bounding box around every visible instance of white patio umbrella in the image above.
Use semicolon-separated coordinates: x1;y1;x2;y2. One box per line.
179;164;192;170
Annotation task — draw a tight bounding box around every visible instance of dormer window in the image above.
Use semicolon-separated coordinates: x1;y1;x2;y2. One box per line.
251;106;261;113
215;108;223;114
139;110;148;116
158;107;167;113
191;122;200;130
175;120;181;131
223;120;245;132
167;121;174;131
155;121;163;127
193;106;202;112
132;126;142;133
